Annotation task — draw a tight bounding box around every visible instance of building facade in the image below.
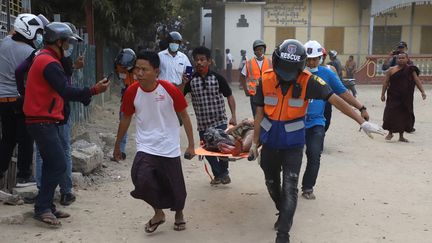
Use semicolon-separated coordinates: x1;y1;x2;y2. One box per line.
207;0;432;75
0;0;31;39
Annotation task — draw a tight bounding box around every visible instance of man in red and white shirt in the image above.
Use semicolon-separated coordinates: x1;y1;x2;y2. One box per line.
113;50;195;233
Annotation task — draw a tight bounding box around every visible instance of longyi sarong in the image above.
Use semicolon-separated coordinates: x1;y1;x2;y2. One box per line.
130;151;186;211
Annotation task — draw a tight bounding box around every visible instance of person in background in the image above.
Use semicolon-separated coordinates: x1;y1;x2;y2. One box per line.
158;31;191;92
225;48;234;83
239;40;272;117
324;50;343;132
382;41;411;71
344;55;356;79
381;52;426;142
0;13;45;187
113;48;137;160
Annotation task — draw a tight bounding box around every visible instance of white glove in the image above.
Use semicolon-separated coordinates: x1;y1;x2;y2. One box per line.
248;143;259;161
360;121;385;139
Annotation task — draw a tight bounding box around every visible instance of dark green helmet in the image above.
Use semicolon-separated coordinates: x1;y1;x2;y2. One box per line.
253;39;266;50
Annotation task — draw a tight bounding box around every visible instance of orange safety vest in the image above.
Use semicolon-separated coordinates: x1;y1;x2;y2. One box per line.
245;57;272;95
115;65;136;87
259;69;312;149
122;72;136;87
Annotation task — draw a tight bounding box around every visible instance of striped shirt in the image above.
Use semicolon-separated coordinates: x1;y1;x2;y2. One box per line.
158;49;191;86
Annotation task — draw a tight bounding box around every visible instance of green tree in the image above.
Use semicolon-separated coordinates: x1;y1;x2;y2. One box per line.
31;0;172;47
172;0;203;46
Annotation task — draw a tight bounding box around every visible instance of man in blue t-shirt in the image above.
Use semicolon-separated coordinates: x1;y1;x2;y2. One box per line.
301;40;370;200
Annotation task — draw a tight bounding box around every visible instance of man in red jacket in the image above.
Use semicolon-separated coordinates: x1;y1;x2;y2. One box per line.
23;22;109;227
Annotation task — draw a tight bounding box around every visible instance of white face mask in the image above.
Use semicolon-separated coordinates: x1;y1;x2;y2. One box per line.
306;66;319;73
118;73;127;79
318;56;323;65
33;33;43;49
64;44;74;57
169;43;179;52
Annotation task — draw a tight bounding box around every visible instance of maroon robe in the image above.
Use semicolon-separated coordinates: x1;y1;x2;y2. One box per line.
383;65;420;133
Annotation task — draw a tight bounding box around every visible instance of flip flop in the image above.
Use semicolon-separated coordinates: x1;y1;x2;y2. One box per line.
173;221;186;231
144;219;165;233
33;212;62;228
52;210;71;218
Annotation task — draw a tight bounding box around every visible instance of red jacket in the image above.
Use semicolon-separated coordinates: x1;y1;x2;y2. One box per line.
24;48;64;122
24;47;95;123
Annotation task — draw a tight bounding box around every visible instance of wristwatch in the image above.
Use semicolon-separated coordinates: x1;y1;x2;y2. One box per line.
359;106;367;112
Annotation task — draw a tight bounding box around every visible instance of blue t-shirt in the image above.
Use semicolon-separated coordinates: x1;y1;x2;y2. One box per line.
305;66;347;129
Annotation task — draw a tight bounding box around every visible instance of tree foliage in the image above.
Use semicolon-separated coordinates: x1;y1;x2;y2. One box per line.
31;0;172;47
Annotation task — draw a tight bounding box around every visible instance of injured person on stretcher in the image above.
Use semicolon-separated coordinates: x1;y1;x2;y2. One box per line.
202;119;254;156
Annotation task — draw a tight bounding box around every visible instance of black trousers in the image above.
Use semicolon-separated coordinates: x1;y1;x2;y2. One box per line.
260;145;303;238
0;101;34;178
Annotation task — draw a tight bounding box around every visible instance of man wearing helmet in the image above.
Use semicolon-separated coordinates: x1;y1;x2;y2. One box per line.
15;20;86;205
0;13;45;187
301;40;370;200
248;39;384;243
158;31;191;91
113;48;137;160
23;22;110;227
240;39;272;116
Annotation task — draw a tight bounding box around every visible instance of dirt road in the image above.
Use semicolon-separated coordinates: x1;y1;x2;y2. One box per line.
1;85;431;243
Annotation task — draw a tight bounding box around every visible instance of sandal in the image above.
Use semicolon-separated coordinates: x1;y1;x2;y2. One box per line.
144;219;165;233
173;221;186;231
33;212;61;228
52;210;70;218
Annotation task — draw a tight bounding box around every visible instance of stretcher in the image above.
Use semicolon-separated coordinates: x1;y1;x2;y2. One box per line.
194;147;249;181
194;147;249;159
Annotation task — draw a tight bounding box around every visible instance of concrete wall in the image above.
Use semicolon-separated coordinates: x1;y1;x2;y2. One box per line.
224;3;264;68
201;8;212;48
261;0;432;66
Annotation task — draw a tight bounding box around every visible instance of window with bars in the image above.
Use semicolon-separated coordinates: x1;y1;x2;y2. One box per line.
420;26;432;54
372;26;402;55
276;27;295;45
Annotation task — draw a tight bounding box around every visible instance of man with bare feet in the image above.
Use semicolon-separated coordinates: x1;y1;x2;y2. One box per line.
113;50;195;233
381;52;426;142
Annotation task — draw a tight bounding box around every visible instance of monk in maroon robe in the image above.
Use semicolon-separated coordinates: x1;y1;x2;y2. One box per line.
381;53;426;142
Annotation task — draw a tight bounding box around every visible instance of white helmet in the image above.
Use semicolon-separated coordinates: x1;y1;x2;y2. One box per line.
13;13;44;40
304;40;323;58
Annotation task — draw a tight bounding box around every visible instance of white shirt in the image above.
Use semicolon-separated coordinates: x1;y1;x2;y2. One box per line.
158;49;191;85
241;58;264;76
121;81;188;157
226;53;234;65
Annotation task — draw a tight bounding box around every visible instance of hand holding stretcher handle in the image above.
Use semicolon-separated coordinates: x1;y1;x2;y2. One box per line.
184;152;195;160
248;142;259;161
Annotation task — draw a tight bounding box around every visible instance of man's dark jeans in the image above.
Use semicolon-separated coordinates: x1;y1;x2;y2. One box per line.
199;124;229;179
260;145;303;237
0;101;34;178
324;102;332;132
250;95;256;117
27;123;67;215
302;125;325;192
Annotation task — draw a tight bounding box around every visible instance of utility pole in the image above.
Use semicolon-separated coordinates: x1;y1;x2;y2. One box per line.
6;0;11;32
85;0;95;45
